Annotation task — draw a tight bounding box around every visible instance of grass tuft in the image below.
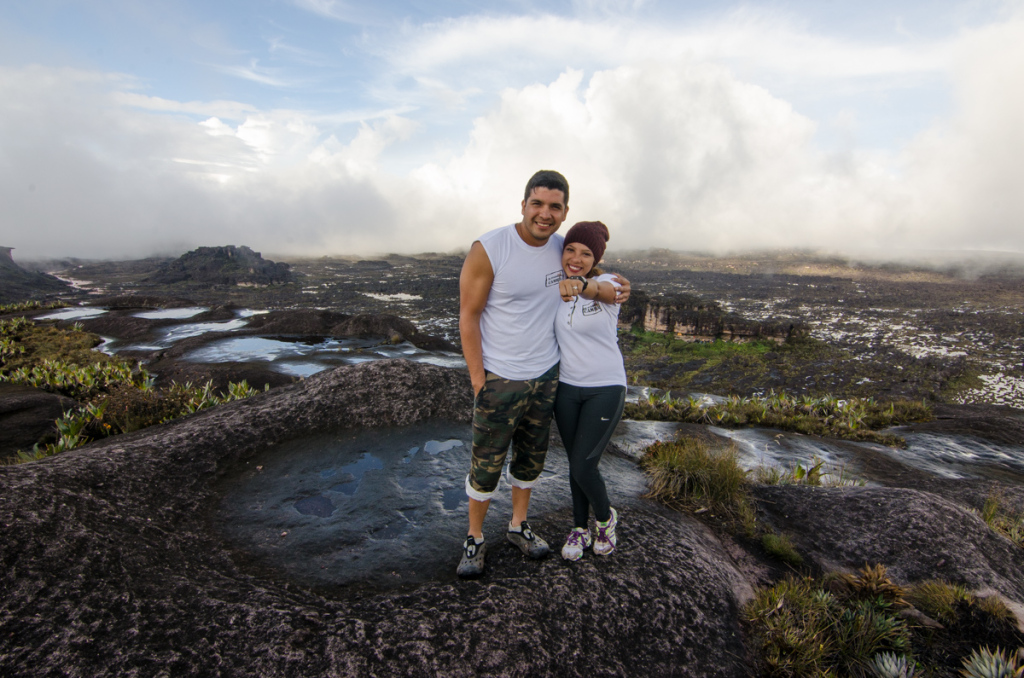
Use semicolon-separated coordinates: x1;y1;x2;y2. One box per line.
905;580;972;625
762;532;803;566
980;491;1024;548
641;438;748;512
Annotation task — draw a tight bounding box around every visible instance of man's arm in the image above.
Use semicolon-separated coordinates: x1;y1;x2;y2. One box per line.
459;241;494;396
610;273;631;304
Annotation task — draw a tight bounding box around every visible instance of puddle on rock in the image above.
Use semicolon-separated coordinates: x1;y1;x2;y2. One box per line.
213;420;648;589
132;307;208;320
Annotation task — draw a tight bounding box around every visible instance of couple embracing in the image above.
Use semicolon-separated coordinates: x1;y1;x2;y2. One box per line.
457;170;630;578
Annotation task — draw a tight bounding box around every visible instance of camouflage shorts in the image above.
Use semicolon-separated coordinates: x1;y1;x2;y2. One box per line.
468;363;559;496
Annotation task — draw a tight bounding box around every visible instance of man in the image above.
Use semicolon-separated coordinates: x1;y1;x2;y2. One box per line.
457;170;629;578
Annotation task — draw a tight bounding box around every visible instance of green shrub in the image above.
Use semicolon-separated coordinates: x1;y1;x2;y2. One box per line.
624;391;929;446
746;568;913;678
1;358;150;400
0;300;67;315
960;646;1024;678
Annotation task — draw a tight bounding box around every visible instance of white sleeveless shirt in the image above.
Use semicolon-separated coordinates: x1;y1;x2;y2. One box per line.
477;224;564;380
554;273;627;387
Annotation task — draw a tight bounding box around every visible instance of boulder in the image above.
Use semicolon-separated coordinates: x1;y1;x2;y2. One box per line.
753;484;1024;602
0;384;77;459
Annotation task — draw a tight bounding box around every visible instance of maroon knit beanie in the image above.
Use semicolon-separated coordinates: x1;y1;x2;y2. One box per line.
563;221;609;264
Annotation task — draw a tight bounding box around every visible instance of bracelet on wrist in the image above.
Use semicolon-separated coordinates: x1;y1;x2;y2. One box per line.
567;275;588;293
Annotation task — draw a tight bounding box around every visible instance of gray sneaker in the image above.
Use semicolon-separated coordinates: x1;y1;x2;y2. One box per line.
594;508;618;556
457;536;486;578
506;521;550;559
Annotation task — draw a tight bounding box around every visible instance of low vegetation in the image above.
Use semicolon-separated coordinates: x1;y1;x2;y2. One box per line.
0;300;68;315
745;568;1024;677
980;491;1024;549
1;308;264;462
620;329;969;405
640;438;1024;675
640;436;860;542
626;388;930;446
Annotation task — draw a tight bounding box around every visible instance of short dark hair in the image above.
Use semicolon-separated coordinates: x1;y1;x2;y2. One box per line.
523;170;569;206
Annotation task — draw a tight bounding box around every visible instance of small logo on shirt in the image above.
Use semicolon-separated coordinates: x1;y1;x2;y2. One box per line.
545;270;564;287
582;302;602;316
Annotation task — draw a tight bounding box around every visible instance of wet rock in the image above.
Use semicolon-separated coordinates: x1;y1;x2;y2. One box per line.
902;402;1024;447
0;360;752;677
0;384;77;459
753;484;1024;601
243;308;353;335
86;295;202;310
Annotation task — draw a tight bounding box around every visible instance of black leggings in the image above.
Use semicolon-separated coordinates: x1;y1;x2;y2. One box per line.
553;383;626;528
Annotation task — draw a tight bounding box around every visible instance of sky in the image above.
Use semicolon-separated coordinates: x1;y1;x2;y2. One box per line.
1;0;1023;261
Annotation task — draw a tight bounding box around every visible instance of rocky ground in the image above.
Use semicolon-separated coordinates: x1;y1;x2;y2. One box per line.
31;249;1024;408
5;249;1024;675
3;360;1024;676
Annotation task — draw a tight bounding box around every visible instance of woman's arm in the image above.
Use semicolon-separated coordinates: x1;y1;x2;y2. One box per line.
559;275;618;304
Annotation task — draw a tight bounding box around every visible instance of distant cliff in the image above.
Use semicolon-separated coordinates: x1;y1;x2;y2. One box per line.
620;290;804;343
148;246;293;286
0;247;70;304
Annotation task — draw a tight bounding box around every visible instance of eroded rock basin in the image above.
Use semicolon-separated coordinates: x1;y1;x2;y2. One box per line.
215;421;648;590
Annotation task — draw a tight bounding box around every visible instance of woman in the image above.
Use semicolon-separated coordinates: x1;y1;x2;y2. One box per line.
553;221;627;561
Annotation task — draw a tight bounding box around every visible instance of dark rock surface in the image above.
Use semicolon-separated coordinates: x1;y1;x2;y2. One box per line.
0;384;77;459
243;310;456;350
147;245;292;286
754;484;1024;604
0;361;752;677
0;247;70;303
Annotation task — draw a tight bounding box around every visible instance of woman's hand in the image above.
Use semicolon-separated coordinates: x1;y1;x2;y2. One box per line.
559;277;585;301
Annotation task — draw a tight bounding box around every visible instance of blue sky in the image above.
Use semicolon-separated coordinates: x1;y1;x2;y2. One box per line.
2;0;1023;259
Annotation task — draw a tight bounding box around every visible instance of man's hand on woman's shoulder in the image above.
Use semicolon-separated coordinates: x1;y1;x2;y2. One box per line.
610;273;630;304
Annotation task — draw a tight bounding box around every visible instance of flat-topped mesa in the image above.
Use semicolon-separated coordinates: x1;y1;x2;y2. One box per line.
620;291;804;344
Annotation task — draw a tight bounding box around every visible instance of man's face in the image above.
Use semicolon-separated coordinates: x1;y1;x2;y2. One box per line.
519;187;568;246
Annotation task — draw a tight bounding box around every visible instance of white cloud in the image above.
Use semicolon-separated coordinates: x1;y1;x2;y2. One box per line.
3;9;1024;262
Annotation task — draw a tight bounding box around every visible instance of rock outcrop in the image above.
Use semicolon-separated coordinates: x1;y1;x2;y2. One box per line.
0;361;751;676
4;360;1024;676
620;291;803;343
0;247;70;304
147;246;293;286
0;384;77;459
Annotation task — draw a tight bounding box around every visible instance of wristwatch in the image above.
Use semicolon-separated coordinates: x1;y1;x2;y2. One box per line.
567;275;588;292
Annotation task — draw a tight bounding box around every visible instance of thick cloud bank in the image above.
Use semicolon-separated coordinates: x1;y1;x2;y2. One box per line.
2;17;1023;260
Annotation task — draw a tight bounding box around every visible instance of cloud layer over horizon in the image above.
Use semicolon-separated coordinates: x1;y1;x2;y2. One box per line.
2;2;1023;261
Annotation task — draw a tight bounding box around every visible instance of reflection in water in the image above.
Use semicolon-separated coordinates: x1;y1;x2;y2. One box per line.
133;307;208;320
214;421;648;589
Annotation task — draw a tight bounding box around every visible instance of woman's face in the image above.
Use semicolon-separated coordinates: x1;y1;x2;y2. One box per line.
562;242;596;278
